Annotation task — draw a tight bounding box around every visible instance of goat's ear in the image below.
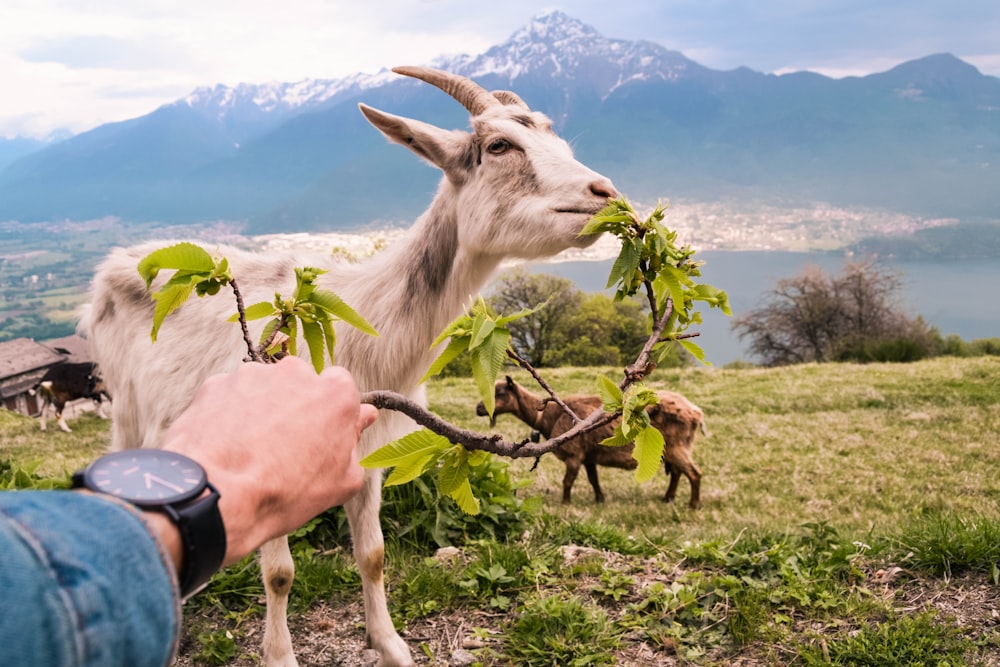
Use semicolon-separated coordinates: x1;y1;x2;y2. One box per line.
358;103;466;171
506;375;515;387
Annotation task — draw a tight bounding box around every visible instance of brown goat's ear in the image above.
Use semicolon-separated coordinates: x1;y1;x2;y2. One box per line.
506;375;515;388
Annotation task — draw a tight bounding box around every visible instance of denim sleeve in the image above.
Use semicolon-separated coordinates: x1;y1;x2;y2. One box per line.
0;491;181;667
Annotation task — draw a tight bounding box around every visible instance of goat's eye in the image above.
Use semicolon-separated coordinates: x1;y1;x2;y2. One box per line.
486;139;511;155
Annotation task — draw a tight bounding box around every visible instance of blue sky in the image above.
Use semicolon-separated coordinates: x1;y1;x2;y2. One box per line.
2;0;998;139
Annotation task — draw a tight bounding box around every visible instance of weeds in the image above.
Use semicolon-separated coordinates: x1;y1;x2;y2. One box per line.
796;610;977;666
502;593;618;666
884;511;1000;581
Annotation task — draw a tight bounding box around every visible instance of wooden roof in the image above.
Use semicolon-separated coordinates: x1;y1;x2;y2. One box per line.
0;338;68;397
42;334;92;363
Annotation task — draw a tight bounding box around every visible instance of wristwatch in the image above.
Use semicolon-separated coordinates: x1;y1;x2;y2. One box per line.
72;449;226;598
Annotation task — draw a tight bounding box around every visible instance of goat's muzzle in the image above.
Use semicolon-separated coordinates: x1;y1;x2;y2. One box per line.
474;401;497;427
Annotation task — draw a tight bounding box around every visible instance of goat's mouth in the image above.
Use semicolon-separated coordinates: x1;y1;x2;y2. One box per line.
554;206;602;216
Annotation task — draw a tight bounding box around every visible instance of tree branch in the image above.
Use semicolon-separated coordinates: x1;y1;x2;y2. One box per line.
230;278;264;363
505;348;582;424
362;389;620;459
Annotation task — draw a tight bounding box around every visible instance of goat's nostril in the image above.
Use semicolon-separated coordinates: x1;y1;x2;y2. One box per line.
590;179;618;200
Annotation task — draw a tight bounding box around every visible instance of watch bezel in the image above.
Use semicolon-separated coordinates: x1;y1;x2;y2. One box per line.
76;449;208;508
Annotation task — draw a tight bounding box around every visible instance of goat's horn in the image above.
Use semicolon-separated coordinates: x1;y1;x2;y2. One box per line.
392;66;499;115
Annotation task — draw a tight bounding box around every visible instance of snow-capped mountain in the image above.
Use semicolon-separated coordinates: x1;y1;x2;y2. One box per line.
0;11;997;231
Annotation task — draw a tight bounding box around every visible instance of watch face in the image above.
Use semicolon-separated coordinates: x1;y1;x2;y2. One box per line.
83;449;207;507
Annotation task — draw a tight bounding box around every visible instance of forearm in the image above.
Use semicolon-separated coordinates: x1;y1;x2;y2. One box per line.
0;491;180;667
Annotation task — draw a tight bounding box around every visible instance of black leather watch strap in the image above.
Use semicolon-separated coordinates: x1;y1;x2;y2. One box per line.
165;482;227;598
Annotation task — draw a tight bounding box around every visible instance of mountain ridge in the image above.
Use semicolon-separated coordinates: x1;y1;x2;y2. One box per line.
0;11;997;233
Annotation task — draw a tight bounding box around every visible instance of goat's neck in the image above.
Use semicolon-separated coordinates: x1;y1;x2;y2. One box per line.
514;387;551;437
335;193;502;392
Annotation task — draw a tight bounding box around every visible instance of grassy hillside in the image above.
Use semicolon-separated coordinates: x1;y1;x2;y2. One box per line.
3;357;998;665
431;356;1000;543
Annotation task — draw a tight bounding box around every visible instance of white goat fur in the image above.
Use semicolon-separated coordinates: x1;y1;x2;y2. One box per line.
81;66;617;667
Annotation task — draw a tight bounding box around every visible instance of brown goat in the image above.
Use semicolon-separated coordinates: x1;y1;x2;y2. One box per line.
476;376;705;507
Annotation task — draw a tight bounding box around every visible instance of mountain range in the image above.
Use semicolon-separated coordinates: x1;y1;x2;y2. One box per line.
0;11;997;235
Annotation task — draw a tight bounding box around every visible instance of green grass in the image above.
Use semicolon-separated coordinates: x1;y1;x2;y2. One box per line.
435;357;1000;545
4;356;1000;665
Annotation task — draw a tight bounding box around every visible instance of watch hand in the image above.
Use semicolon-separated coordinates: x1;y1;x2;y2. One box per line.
143;473;185;494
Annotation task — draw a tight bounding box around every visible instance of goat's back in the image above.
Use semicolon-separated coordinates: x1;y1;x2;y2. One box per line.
83;242;316;450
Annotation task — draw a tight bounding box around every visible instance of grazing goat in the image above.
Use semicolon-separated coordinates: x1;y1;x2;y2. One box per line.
81;66;617;667
477;376;705;507
30;361;110;432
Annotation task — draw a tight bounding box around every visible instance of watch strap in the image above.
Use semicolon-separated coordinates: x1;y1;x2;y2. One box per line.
168;482;227;598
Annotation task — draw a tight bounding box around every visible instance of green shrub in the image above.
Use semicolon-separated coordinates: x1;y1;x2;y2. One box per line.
381;453;535;549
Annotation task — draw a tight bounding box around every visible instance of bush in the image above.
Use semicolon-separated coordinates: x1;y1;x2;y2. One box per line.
380;453;535;550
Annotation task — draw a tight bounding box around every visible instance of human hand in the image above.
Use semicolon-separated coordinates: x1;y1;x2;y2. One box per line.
160;356;374;565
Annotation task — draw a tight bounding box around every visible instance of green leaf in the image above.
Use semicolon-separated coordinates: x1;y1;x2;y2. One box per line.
437;448;469;494
137;242;215;288
596;375;623;411
691;284;733;315
607;237;640;289
678;339;709;364
494;303;544;327
431;313;474;348
601;425;633;448
259;318;281;352
360;429;450;469
469;311;496;349
229;301;276;322
383;453;437;487
320;318;337;366
301;319;327;373
654;264;688;315
448;476;480;515
150;283;194;341
471;328;510;416
633;426;665;483
308;289;378;336
421;336;468;383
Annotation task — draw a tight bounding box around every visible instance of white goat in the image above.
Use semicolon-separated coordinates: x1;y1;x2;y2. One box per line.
81;66;617;667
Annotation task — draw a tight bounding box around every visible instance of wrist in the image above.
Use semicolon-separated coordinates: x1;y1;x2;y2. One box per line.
72;450;227;597
142;510;184;573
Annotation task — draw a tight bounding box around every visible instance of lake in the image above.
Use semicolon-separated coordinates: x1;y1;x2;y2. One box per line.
527;251;1000;365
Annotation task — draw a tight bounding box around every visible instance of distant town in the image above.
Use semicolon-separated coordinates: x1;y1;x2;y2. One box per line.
0;198;970;342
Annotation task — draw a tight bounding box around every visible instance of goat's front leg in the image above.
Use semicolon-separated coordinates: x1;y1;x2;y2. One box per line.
561;459;582;504
260;535;298;667
56;407;72;433
345;469;414;667
663;462;681;504
583;461;605;503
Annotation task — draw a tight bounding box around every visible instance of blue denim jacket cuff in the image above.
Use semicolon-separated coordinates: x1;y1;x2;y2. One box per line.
0;490;181;667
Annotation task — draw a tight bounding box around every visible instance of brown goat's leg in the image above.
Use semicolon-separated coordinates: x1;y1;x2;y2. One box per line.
260;535;298;667
663;463;681;504
345;470;415;666
584;462;605;503
684;460;703;509
562;461;582;504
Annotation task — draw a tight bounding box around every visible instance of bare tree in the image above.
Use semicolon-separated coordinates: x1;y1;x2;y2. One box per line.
732;260;932;366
